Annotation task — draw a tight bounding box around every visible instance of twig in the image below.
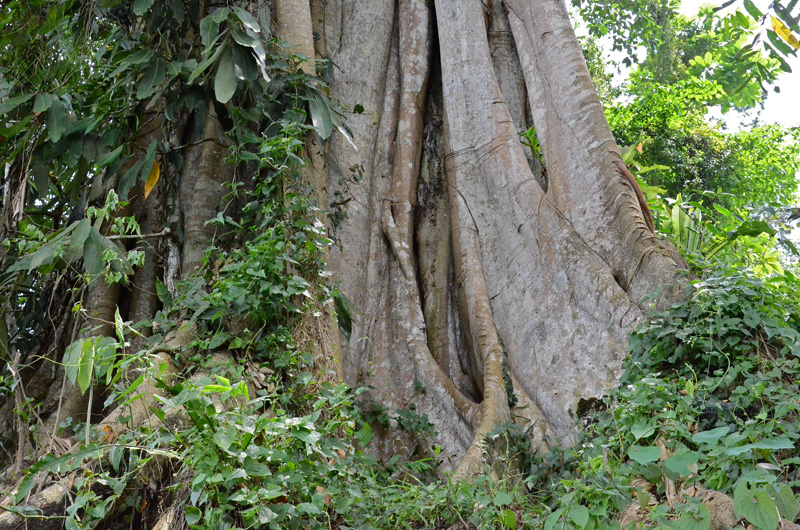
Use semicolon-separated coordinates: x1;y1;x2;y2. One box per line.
107;227;171;240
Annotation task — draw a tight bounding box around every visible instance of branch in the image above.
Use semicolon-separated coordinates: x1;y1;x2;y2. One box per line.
106;227;171;240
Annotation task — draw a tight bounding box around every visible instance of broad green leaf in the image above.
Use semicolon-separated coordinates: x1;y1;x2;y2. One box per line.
69;218;92;254
231;28;258;47
735;482;780;530
307;87;333;139
772;484;800;521
0;93;33;115
132;0;154;16
692;426;729;445
628;445;662;465
76;338;96;394
83;226;128;277
493;492;513;507
232;7;261;34
631;421;656;440
500;508;517;529
570;505;590;528
46;99;67;142
232;44;257;81
210;7;230;23
664;452;700;477
544;508;566;530
677;503;710;530
137;57;165;100
98;145;124;168
109;49;153;78
297;502;322;515
355;422;373;446
764;42;793;73
33;93;56;113
743;0;763;20
214;47;237;104
185;506;201;525
725;436;793;456
767;29;795;56
200;15;220;49
243;457;271;477
188;42;226;84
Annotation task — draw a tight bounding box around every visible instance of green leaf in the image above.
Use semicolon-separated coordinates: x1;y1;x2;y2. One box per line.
132;0;155;16
725;436;793;456
110;49;153;78
678;503;710;530
500;508;517;529
631;421;656;440
13;473;37;505
200;15;220;49
570;504;590;528
69;219;92;254
772;484;800;521
297;502;322;515
767;29;795;56
98;145;124;168
493;492;513;507
155;279;172;305
692;426;730;445
628;445;661;465
76;338;96;394
664;452;700;477
354;422;373;446
188;43;226;84
734;482;780;530
231;44;257;81
46;99;67;142
33;93;56;113
214;47;237;104
231;7;261;34
185;506;201;525
307;87;333;139
0;93;33;115
243;458;271;477
137;57;166;100
743;0;763;20
544;508;566;530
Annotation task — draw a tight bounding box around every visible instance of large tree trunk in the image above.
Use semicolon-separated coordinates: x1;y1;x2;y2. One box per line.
317;0;686;470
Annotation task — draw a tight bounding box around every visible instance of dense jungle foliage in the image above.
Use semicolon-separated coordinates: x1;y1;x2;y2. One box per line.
0;0;799;528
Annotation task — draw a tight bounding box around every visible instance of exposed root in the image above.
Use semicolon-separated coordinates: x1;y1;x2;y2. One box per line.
448;182;512;480
0;481;68;530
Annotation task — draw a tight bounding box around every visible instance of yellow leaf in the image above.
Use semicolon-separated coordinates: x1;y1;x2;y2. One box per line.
771;16;800;50
144;159;160;199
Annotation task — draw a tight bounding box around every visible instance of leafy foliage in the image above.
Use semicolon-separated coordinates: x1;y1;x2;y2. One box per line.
608;85;800;211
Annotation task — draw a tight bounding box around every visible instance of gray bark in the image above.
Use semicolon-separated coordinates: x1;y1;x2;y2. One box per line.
317;0;686;468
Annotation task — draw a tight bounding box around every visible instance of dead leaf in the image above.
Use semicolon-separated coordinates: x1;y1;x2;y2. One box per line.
144;159;160;199
771;16;800;49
